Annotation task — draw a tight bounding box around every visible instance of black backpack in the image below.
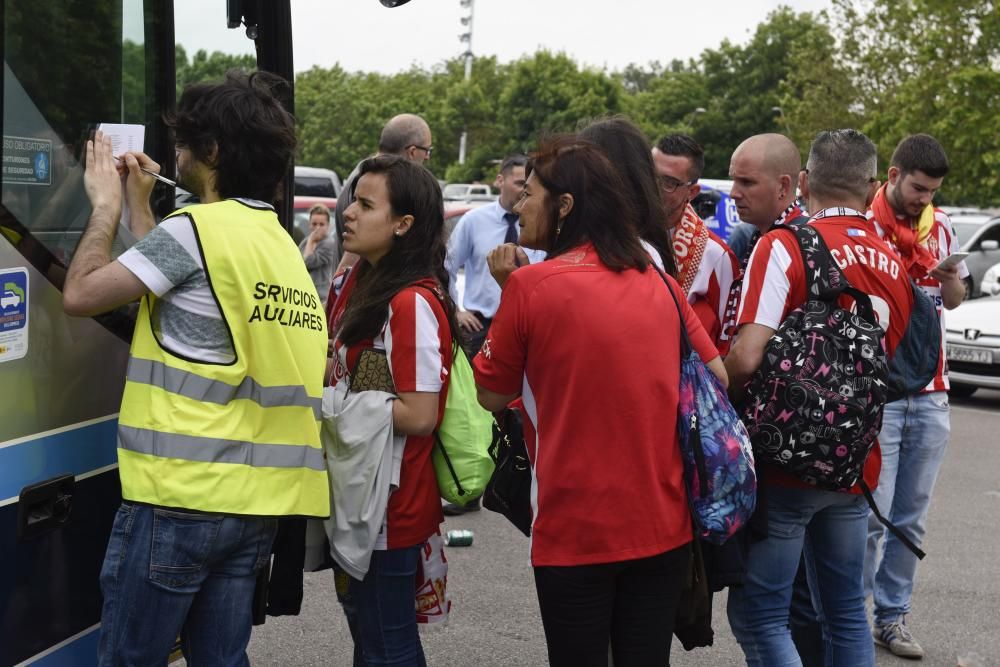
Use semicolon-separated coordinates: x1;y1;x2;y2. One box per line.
742;224;889;491
740;224;925;559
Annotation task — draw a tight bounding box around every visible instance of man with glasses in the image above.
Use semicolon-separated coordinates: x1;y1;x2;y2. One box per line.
333;113;433;269
652;134;739;353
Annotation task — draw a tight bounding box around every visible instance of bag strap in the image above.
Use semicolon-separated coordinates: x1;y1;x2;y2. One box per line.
859;480;926;560
411;283;471;497
788;224;878;322
652;267;694;359
411;283;459;347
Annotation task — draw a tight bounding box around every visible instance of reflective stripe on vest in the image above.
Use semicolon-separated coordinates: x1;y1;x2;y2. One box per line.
127;357;322;420
119;425;326;471
118;200;330;517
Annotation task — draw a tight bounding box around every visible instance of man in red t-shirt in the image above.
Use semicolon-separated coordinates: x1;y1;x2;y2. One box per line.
864;134;966;659
724;129;914;666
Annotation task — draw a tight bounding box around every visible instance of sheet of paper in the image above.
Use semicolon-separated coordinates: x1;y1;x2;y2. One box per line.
97;123;144;157
97;123;145;236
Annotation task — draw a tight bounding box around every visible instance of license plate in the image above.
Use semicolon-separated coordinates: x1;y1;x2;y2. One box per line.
947;344;993;364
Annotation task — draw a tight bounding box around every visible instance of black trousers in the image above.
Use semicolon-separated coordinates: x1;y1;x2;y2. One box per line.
533;543;691;667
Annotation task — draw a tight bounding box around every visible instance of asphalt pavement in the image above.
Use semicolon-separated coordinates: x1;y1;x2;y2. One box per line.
247;389;1000;666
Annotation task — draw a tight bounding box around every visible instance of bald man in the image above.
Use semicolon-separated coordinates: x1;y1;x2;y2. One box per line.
724;133;824;667
333;113;433;268
726;133;807;264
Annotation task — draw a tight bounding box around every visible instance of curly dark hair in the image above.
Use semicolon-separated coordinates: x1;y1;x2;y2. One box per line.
336;155;458;346
164;70;296;203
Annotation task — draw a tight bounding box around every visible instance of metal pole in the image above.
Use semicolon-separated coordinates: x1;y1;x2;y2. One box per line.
458;0;474;164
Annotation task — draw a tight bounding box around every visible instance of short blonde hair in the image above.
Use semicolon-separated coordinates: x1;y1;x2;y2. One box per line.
308;204;331;221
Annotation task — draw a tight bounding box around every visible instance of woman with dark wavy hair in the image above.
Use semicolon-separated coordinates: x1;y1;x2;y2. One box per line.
473;136;726;667
578;115;677;276
325;154;456;665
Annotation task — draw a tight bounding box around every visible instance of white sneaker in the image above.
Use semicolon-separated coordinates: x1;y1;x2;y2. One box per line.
873;615;924;659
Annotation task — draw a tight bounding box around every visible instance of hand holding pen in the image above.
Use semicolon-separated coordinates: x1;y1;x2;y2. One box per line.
112;152;175;187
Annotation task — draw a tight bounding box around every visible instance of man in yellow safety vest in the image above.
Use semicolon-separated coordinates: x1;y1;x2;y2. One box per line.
63;71;329;665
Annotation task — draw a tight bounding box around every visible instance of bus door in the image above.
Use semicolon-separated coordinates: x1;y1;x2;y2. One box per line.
0;1;173;662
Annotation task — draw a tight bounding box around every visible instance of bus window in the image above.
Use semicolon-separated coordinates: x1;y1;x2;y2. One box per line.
0;2;172;660
1;0;173;340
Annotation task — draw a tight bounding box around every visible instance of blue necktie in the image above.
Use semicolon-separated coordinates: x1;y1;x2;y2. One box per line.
503;212;519;244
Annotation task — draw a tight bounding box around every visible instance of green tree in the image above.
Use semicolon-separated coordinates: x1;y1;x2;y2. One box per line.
779;13;864;154
625;62;709;148
175;45;257;97
691;7;833;177
496;51;625;153
831;0;1000;205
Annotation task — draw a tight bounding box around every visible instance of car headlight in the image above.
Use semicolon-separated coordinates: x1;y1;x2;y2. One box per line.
981;263;1000;296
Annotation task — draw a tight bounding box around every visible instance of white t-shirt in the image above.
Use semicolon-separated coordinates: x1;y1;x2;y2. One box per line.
118;215;234;363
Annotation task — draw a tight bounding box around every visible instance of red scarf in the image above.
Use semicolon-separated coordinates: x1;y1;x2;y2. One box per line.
870;184;937;279
671;205;709;295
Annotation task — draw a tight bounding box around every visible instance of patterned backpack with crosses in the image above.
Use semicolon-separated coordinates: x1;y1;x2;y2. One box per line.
741;224;889;491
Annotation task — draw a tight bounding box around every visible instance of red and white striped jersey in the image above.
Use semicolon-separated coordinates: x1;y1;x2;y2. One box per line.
686;230;740;354
328;272;451;549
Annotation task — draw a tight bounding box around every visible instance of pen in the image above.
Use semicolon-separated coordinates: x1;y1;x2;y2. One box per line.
139;167;176;187
111;155;177;187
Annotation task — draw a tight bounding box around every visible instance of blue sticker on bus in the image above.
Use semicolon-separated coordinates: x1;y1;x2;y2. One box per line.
0;267;29;362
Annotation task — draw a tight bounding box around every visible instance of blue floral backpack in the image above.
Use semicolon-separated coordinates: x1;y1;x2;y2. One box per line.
657;269;757;544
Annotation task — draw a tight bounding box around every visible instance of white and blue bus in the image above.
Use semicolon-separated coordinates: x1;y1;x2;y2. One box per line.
0;1;417;663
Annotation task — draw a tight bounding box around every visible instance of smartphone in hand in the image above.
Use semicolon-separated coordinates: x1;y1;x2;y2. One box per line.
935;252;970;271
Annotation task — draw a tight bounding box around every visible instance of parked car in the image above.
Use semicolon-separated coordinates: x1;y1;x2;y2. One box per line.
944;295;1000;397
292;195;338;244
980;262;1000;297
442;183;495;204
950;212;1000;299
692;178;741;243
295;166;342;198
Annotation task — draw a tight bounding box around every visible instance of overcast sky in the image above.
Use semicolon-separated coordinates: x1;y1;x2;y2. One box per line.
174;0;834;75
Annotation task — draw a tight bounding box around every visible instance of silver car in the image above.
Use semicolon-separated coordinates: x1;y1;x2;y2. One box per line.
945;295;1000;397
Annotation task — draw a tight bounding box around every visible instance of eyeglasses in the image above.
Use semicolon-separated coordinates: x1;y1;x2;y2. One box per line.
407;144;433;157
658;175;695;194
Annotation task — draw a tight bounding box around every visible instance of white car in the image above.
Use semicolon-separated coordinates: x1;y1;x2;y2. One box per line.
979;262;1000;297
442;183;495;203
945;295;1000;396
1;289;20;310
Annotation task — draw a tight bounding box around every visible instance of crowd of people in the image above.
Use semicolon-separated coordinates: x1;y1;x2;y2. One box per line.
62;69;966;666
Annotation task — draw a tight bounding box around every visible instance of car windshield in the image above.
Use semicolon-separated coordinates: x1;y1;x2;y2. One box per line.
443;184;469;198
953;221;985;246
295;176;337;198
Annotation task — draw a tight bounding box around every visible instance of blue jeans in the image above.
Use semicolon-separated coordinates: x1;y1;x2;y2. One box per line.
97;502;277;666
864;392;950;625
336;546;426;666
727;485;874;667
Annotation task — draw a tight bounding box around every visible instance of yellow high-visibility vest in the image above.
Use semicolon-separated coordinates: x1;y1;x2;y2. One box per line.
118;200;330;517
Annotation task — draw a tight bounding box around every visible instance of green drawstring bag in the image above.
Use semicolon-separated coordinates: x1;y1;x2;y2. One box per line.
433;342;495;506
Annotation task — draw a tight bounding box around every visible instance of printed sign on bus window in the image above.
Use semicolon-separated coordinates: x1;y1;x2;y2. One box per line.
3;135;52;186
